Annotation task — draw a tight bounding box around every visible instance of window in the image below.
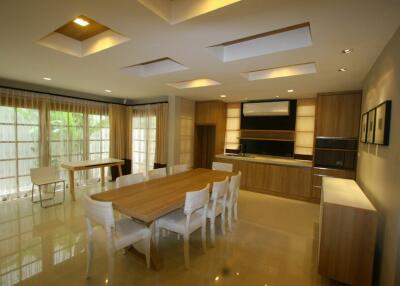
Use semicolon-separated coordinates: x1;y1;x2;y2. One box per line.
0;107;40;198
132;115;156;174
49;111;84;182
88;114;110;179
225;103;241;151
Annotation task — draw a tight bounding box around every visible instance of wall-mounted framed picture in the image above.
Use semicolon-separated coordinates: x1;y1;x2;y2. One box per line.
360;113;368;143
374;100;392;145
367;108;376;143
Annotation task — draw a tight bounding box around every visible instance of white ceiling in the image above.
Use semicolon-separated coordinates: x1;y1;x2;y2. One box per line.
0;0;399;102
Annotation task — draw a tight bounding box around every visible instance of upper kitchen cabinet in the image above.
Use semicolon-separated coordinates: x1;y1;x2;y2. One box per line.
316;92;362;138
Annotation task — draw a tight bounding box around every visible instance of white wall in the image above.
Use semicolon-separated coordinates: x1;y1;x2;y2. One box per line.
357;27;400;286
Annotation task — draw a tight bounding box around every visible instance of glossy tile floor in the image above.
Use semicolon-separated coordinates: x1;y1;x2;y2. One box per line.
0;183;343;286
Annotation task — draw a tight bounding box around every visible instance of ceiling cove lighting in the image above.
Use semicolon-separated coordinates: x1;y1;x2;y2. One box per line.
73;17;90;27
338;68;348;72
167;78;221;89
43;77;52;81
207;22;312;62
342;48;354;54
241;62;317;81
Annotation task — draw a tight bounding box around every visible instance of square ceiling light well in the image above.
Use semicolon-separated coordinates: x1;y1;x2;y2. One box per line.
208;23;312;62
167;78;221;89
138;0;241;25
37;15;130;57
122;57;188;77
241;62;317;81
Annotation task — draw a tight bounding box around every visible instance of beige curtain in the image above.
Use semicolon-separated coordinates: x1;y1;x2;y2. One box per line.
109;104;131;159
153;103;168;165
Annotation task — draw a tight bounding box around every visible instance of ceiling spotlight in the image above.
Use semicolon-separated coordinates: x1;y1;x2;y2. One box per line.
342;48;354;54
287;89;294;93
214;276;220;281
275;95;280;98
220;94;227;98
105;89;112;93
43;77;52;81
338;68;348;72
73;17;90;27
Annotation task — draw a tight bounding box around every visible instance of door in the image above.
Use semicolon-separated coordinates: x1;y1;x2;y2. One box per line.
194;125;216;168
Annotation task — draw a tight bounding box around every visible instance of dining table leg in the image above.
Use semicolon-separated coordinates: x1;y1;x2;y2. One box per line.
149;221;162;270
100;166;105;187
68;170;76;201
117;164;123;177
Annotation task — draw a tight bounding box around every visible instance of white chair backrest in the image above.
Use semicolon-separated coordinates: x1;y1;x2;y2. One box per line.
212;162;233;172
84;196;115;229
30;166;58;184
211;177;229;201
169;164;190;175
184;184;210;215
148;167;167;180
228;171;241;204
116;173;145;188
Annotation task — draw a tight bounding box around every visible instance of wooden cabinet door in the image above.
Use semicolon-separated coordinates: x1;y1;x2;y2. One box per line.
316;93;362;138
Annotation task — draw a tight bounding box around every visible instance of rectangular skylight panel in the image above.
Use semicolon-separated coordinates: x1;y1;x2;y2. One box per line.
167;78;221;89
208;23;312;62
122;58;188;77
242;63;317;81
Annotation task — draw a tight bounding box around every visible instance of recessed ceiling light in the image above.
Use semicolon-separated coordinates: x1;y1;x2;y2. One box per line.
43;77;52;81
220;94;227;98
287;89;294;93
104;89;112;93
342;48;354;54
214;276;220;281
275;95;280;98
73;17;89;27
338;68;348;72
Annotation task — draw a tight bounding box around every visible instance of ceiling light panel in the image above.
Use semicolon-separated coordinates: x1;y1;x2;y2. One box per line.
122;58;188;77
167;79;221;89
241;62;317;81
208;23;312;62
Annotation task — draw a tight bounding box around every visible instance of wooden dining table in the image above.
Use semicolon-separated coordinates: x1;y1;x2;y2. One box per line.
91;168;235;269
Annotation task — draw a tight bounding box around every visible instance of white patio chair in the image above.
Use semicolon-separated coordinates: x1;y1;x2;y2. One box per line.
169;164;190;175
30;166;65;208
116;172;145;188
206;177;229;246
155;184;210;269
84;196;152;283
212;162;233;172
226;171;241;232
147;167;167;180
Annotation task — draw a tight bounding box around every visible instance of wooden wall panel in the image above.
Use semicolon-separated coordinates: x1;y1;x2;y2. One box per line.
195;101;227;156
316;92;362;138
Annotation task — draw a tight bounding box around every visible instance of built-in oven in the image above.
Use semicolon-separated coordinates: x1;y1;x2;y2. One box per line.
314;137;358;170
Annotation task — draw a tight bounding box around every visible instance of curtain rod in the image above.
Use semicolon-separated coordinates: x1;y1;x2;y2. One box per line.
0;84;126;106
128;101;168;107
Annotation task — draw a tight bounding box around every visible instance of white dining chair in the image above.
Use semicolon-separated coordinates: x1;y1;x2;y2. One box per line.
84;196;152;283
30;166;65;208
155;184;210;269
212;162;233;172
169;164;190;175
116;172;145;188
206;177;229;246
226;171;241;232
147;167;167;180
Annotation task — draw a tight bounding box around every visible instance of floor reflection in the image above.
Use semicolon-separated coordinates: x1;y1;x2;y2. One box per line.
0;183;342;286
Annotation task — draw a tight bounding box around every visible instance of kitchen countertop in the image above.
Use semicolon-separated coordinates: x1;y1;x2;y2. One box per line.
215;154;313;168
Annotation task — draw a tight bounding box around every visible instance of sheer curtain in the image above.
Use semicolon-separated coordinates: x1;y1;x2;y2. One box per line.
131;103;168;174
0;87;109;199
